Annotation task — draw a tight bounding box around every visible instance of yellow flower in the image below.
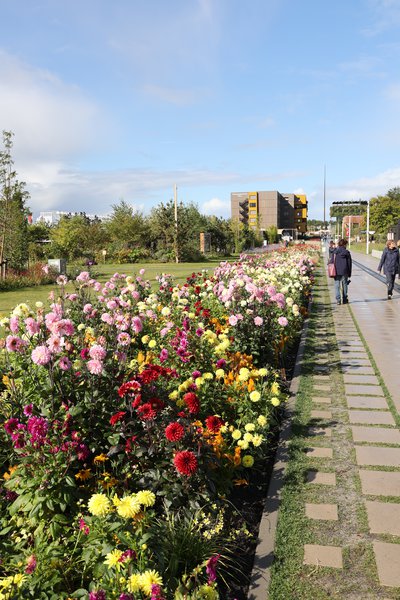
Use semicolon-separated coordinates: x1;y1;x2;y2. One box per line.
215;368;225;379
104;549;123;570
75;469;91;481
271;397;280;407
139;570;163;595
238;367;250;382
94;453;108;464
116;495;141;518
249;391;261;402
245;423;255;432
243;432;253;443
231;429;242;440
148;339;157;349
161;306;170;316
271;382;280;395
242;455;254;468
238;440;249;449
136;490;156;507
257;415;267;427
258;367;268;376
203;372;213;380
141;335;150;344
87;493;111;517
127;573;141;592
252;434;263;447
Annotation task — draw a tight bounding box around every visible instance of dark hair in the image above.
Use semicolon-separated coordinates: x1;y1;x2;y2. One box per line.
338;239;347;247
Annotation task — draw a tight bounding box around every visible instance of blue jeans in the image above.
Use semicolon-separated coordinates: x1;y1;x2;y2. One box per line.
334;275;348;303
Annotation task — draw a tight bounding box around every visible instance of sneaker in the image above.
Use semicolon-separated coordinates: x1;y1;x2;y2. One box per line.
388;294;392;300
337;301;341;305
342;298;348;304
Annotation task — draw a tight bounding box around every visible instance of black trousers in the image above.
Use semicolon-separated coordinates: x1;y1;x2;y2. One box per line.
386;273;396;295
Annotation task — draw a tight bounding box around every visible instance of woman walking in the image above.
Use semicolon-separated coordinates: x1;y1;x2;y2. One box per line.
334;239;352;305
378;240;400;300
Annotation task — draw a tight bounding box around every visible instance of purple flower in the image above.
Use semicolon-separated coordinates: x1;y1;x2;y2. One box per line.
59;356;72;371
23;404;33;416
206;554;220;583
89;591;106;600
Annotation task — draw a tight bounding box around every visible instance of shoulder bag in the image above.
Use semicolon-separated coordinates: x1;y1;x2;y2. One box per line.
328;254;336;277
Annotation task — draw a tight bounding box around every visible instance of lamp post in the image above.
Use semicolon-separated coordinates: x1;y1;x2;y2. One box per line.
366;200;370;255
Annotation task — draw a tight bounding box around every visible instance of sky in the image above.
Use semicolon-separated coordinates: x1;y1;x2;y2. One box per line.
2;0;400;222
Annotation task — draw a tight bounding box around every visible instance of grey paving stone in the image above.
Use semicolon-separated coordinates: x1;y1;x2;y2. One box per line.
305;447;333;458
308;426;332;438
366;501;400;535
349;410;395;425
340;358;372;366
306;470;336;485
346;396;388;409
343;374;380;385
351;426;400;444
373;541;400;587
305;503;338;521
314;387;331;394
360;470;400;497
310;410;332;420
345;385;385;397
338;340;364;347
356;446;400;467
313;397;331;404
341;366;375;375
303;544;343;568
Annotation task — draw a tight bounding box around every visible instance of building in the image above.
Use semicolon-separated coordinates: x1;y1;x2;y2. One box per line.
231;190;308;236
36;211;108;225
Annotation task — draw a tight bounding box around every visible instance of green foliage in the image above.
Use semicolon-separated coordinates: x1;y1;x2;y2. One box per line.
369;187;400;234
105;200;150;253
0;131;31;271
266;225;278;244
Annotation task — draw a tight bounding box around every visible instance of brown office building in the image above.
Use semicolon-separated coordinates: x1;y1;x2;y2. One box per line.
231;190;308;236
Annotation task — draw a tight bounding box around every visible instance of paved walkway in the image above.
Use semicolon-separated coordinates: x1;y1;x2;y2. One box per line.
302;251;400;594
250;252;400;599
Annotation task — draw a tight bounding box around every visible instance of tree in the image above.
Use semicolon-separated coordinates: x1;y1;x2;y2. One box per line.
50;214;108;261
0;131;30;274
203;216;234;255
149;201;207;262
105;200;149;255
369;188;400;235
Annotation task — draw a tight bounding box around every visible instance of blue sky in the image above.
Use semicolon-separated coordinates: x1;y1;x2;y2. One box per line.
2;0;400;221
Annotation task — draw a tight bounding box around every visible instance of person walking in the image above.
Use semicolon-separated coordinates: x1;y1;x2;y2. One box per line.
334;239;352;305
377;239;399;300
327;240;336;264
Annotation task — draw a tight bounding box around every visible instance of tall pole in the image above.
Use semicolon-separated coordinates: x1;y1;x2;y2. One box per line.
323;164;326;232
348;215;352;248
366;200;370;255
174;183;179;263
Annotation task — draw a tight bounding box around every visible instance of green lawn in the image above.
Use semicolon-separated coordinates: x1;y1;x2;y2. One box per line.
0;260;233;316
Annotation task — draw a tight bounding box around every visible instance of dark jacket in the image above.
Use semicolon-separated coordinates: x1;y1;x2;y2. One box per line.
334;246;352;277
378;247;400;275
328;246;335;264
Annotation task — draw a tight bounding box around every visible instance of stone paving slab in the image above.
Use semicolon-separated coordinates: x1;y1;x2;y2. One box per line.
340;358;372;366
346;384;385;397
313;397;331;404
373;541;400;587
339;350;369;357
303;544;343;568
343;374;380;385
341;366;375;375
308;426;332;438
310;410;332;420
355;446;400;467
346;396;388;409
360;470;400;497
306;447;333;458
305;503;338;521
351;426;400;444
365;501;400;535
349;410;395;425
338;340;364;346
306;470;336;485
314;387;331;395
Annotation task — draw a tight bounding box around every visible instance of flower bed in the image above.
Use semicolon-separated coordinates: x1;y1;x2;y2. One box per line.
0;248;317;599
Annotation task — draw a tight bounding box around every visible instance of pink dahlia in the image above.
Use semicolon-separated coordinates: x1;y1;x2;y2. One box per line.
31;345;51;365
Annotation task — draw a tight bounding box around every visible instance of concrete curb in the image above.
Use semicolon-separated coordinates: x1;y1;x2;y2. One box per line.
247;295;313;599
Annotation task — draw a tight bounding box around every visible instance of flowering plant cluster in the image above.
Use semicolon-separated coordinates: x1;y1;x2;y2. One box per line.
0;248;316;597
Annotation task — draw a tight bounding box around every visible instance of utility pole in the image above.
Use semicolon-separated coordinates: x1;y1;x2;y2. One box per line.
366;199;370;255
323;164;326;232
174;184;179;263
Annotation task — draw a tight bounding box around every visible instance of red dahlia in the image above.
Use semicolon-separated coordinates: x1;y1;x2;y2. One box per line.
136;403;157;420
205;415;224;433
110;411;126;426
183;392;200;414
165;422;185;442
173;450;198;476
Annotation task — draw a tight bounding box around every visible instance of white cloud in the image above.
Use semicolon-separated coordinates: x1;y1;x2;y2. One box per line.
0;50;107;162
201;197;230;217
